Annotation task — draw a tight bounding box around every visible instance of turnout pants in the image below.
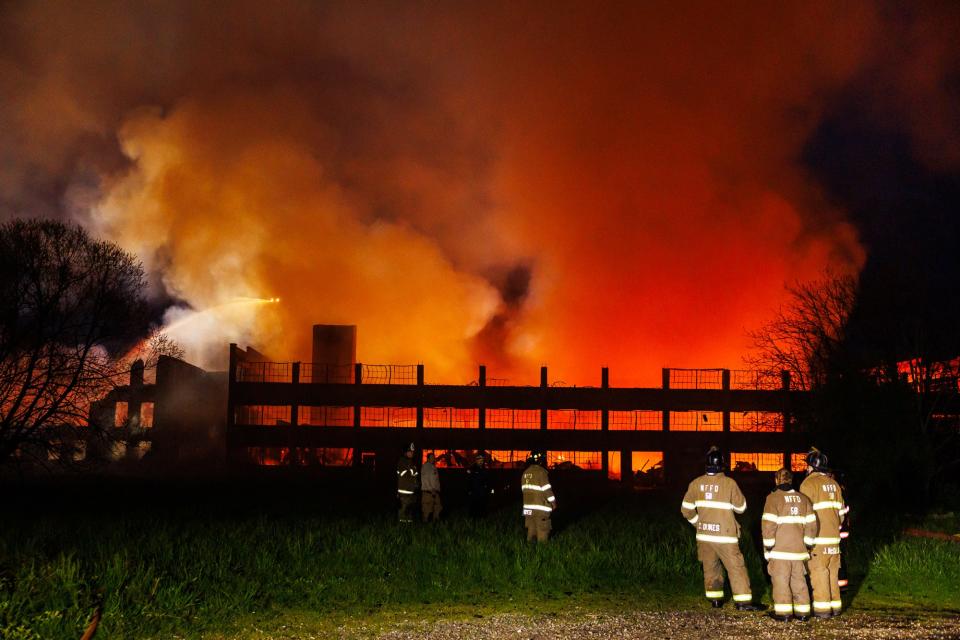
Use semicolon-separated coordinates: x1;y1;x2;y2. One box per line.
768;559;810;617
697;541;752;603
808;551;842;615
525;514;551;542
398;493;416;523
421;491;442;522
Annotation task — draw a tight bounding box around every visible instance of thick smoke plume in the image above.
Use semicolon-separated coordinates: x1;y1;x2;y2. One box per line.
2;2;956;383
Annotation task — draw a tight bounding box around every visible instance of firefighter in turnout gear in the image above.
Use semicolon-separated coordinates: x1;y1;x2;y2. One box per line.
680;446;761;610
761;468;818;622
396;442;419;523
521;449;556;542
800;447;848;618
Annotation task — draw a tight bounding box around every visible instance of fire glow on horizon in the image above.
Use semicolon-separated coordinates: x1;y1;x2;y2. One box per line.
5;2;956;384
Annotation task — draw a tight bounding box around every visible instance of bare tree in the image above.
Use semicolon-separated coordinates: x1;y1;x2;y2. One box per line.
746;272;960;507
744;274;857;390
0;219;147;466
123;329;186;384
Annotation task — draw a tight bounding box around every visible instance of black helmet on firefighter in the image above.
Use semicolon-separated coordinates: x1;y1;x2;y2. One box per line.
529;449;547;465
705;446;724;474
806;447;828;471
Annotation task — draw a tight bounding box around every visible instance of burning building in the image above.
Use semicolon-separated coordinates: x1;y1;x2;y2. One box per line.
90;323;810;483
88;356;227;465
225;325;809;483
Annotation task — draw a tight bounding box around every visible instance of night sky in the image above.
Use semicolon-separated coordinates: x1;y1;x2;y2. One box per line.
1;1;958;381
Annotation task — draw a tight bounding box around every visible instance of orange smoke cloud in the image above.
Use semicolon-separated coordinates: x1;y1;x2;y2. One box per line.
9;1;956;384
381;3;874;384
94;92;499;379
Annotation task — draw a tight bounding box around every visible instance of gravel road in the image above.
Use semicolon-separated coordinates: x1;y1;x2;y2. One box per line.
370;610;960;640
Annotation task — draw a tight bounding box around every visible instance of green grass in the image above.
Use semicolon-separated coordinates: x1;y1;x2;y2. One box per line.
1;485;958;639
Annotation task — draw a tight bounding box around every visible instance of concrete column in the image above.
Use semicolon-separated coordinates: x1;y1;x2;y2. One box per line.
540;366;548;430
621;448;632;484
416;364;424;431
353;362;362;429
291;362;300;427
478;365;486;430
226;344;238;463
601;367;609;432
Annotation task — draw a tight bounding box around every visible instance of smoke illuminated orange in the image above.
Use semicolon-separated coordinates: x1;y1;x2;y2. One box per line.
2;1;908;383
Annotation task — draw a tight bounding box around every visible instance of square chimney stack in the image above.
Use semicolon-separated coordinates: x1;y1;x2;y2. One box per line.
312;324;357;365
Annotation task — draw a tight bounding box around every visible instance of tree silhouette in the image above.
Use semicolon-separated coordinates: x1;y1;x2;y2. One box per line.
744;274;856;390
746;272;960;508
0;219;147;466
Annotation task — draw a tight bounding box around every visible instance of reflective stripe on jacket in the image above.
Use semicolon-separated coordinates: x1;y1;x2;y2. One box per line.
680;472;747;544
397;457;419;494
521;464;555;514
761;489;818;560
800;471;846;555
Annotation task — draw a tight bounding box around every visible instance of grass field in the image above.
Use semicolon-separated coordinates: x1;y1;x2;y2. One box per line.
1;474;958;639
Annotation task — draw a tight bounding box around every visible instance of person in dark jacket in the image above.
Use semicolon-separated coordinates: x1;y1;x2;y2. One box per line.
467;453;493;517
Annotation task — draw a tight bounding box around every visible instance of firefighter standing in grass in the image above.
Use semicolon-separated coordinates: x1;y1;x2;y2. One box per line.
521;449;556;542
420;452;442;523
761;468;818;622
680;446;761;610
800;447;848;618
396;442;419;523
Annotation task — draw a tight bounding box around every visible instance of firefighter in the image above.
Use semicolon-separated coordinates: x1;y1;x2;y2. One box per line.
680;446;761;610
521;449;556;542
421;452;442;523
396;442;419;523
800;447;848;618
761;468;818;622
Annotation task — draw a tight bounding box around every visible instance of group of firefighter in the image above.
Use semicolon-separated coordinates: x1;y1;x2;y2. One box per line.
681;445;847;622
396;443;847;621
396;443;557;542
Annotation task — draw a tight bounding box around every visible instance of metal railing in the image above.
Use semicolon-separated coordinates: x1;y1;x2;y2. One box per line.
423;407;480;429
546;409;601;430
609;410;663;431
668;368;724;389
301;364;354;384
234;362;420;385
731;370;783;390
486;408;541;430
236;362;293;383
360;364;418;385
